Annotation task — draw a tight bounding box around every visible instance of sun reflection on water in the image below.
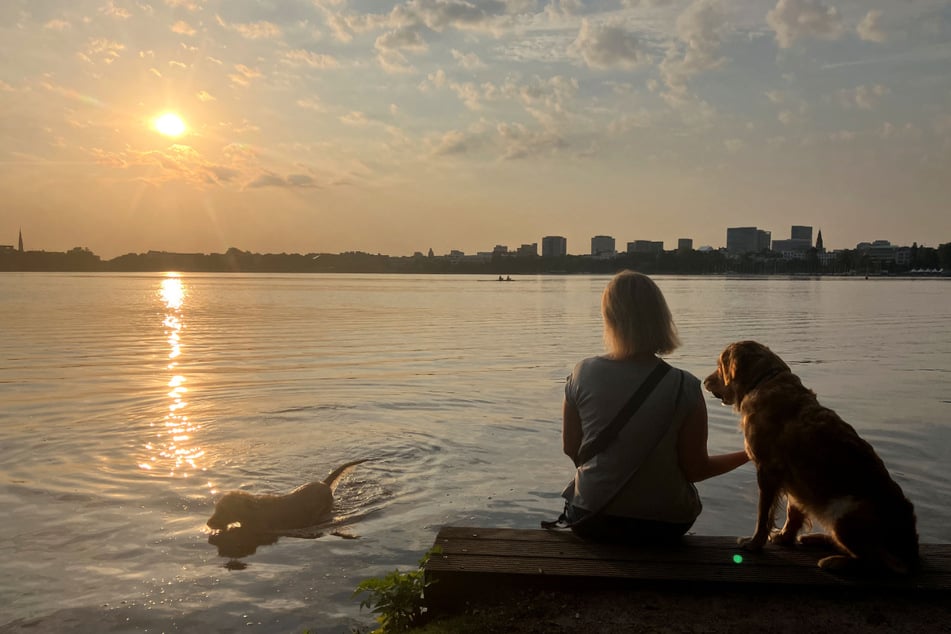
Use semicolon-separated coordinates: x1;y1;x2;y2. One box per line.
139;274;206;479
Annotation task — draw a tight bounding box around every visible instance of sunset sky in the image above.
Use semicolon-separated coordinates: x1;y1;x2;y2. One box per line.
2;0;950;258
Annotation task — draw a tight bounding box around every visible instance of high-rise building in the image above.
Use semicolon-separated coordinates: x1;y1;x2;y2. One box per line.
626;240;663;254
541;236;567;258
678;238;693;252
18;228;23;253
773;225;813;253
591;235;616;257
516;243;538;257
791;225;813;242
726;227;770;254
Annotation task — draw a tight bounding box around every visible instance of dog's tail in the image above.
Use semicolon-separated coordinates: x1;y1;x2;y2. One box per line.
323;459;368;491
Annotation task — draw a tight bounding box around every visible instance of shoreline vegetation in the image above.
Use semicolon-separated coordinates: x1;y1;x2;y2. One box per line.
2;244;950;276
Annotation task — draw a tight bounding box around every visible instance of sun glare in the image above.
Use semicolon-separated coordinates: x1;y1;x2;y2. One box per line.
154;112;186;137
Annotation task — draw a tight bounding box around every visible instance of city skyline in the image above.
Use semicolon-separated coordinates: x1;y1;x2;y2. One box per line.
7;223;940;259
2;1;950;259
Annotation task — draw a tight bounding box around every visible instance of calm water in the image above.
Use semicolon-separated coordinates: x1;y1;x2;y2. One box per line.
1;273;950;632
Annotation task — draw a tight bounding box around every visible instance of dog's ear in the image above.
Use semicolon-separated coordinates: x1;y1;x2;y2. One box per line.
729;341;787;392
720;345;738;386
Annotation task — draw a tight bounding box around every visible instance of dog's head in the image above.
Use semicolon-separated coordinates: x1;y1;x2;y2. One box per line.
704;341;789;408
207;491;255;530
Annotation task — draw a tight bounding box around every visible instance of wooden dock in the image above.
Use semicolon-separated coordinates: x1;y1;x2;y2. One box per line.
423;526;951;610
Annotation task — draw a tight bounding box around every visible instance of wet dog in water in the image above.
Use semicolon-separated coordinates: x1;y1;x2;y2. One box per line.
704;341;918;574
207;459;367;532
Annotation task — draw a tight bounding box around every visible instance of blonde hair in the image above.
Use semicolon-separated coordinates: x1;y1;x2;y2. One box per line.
601;270;680;358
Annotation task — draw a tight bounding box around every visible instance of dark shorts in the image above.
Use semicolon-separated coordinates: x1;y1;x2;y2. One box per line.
566;503;694;543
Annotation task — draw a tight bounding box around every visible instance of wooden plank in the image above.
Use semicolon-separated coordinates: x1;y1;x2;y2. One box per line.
423;526;951;610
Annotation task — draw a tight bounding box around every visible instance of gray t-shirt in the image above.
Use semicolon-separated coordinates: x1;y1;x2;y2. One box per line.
563;355;702;523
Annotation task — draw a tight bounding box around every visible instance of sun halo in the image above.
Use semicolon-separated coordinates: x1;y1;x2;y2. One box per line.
154;112;187;137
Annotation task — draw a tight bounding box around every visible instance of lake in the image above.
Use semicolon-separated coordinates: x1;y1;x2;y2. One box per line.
1;273;949;632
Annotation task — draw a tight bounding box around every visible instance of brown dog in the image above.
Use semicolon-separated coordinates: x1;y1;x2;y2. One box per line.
704;341;918;573
207;459;366;532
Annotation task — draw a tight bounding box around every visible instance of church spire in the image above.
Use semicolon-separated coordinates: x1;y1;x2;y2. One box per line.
18;228;23;253
815;229;824;253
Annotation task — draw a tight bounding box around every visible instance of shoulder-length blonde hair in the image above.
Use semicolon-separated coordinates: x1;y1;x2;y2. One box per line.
601;270;680;358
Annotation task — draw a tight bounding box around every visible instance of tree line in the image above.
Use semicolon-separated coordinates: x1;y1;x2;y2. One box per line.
2;244;950;275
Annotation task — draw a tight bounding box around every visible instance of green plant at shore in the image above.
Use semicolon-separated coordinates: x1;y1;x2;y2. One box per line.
353;547;442;633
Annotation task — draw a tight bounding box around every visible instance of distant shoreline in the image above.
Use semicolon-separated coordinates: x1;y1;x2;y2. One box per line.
2;246;948;277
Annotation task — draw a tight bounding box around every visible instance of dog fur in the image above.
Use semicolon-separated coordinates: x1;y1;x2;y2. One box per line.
704;341;918;573
207;459;366;532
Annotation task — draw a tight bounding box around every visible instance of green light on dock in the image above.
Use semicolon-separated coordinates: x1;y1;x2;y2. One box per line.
732;554;744;564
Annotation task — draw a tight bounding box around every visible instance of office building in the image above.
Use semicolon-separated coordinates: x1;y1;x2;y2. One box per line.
678;238;693;252
626;240;663;254
591;235;616;257
542;236;567;258
773;225;813;253
726;227;771;254
791;226;813;242
516;243;538;257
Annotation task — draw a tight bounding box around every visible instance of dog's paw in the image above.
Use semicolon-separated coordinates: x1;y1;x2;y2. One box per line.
769;531;798;547
737;536;765;551
817;555;857;573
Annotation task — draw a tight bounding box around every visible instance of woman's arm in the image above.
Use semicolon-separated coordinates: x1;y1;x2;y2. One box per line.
677;395;749;483
562;398;583;465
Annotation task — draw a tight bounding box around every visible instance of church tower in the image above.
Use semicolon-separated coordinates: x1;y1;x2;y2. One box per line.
815;229;824;253
18;228;23;253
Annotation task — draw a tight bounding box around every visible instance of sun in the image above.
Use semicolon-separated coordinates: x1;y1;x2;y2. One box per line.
154;112;187;137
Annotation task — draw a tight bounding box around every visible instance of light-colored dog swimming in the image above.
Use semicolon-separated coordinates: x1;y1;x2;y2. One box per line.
207;459;367;532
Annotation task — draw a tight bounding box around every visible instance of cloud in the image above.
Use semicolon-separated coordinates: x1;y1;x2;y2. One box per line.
165;0;200;10
621;0;676;6
216;16;283;40
284;49;340;69
430;129;477;156
545;0;588;19
340;111;370;126
449;80;485;110
856;10;886;44
100;1;132;19
496;122;567;160
660;0;728;96
228;64;262;87
247;171;318;188
838;84;888;110
296;97;324;111
451;49;486;70
171;21;197;36
81;38;125;64
766;0;843;49
43;19;71;31
376;26;429;53
395;0;529;35
374;23;428;72
512;75;579;129
570;18;649;70
89;145;242;186
196;90;216;102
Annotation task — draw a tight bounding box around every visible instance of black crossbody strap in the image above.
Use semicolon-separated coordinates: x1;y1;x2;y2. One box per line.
574;360;671;466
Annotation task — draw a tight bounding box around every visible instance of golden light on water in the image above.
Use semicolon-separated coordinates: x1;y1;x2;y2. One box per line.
138;274;206;478
154;112;187;137
160;275;184;309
